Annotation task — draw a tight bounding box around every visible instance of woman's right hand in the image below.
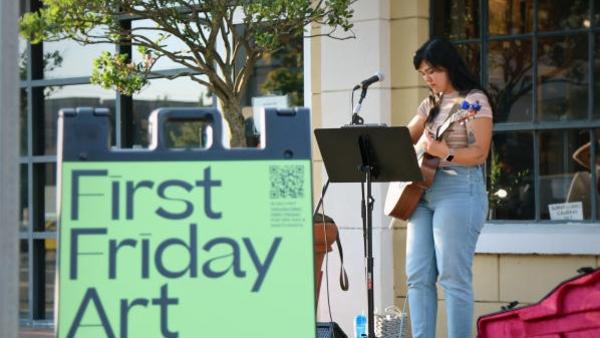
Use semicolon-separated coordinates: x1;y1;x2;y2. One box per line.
407;113;427;144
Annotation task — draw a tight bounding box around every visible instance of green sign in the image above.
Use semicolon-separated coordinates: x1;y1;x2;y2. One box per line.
57;160;315;338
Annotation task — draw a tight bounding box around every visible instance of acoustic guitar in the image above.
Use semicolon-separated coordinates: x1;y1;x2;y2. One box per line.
384;108;477;220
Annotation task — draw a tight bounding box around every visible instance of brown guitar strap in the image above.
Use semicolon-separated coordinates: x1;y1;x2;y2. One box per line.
313;213;349;291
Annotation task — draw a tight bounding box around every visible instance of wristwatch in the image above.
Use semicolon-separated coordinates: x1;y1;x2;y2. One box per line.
445;148;455;162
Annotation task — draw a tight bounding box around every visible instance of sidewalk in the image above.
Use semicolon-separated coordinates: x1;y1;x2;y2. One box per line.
19;328;53;338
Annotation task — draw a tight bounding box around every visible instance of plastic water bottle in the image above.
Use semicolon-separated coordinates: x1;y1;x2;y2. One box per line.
354;312;367;338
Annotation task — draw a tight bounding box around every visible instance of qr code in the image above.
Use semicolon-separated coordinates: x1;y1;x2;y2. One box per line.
269;165;305;199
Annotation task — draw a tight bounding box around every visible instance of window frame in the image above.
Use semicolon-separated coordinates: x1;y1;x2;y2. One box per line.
430;0;600;254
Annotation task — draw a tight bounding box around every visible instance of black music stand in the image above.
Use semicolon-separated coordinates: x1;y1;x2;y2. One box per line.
314;125;421;338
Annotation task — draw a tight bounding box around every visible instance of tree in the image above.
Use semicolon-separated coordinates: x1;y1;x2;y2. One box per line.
20;0;355;146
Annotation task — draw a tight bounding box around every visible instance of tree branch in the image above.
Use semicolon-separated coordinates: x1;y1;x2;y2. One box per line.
304;31;356;40
188;74;212;88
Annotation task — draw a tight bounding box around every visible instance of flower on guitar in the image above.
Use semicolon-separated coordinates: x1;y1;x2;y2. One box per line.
460;100;481;112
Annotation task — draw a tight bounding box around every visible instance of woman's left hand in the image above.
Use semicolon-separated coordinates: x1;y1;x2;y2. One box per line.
423;132;450;159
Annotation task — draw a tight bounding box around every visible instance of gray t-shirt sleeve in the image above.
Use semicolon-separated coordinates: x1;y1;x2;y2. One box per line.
417;97;431;119
465;91;493;120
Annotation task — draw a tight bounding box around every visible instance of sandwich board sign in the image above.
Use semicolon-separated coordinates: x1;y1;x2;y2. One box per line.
55;107;315;338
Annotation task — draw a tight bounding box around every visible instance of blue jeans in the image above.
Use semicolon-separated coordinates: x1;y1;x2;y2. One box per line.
406;165;488;338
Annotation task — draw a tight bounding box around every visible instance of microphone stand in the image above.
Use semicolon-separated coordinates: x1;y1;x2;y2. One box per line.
352;87;377;338
351;86;366;125
314;83;378;338
350;86;377;338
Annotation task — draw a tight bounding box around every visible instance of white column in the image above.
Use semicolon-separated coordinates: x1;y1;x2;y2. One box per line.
303;32;312;110
313;0;393;335
0;1;20;337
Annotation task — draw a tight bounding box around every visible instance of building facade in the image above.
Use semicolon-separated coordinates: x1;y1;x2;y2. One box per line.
311;1;600;337
15;0;600;337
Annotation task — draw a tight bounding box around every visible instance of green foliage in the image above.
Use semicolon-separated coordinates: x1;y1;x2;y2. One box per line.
91;52;148;96
19;0;114;44
19;49;63;80
20;0;355;146
246;0;353;50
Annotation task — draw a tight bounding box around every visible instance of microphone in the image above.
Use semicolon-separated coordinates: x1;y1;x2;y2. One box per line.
353;72;384;90
351;72;384;124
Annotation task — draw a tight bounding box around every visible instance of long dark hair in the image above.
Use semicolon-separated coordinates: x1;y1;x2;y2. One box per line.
413;37;492;123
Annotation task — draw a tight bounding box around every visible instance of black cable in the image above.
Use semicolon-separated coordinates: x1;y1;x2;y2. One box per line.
351;88;355;124
320;186;337;337
313;180;330;219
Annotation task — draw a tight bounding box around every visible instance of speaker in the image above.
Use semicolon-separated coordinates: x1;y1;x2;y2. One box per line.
316;322;348;338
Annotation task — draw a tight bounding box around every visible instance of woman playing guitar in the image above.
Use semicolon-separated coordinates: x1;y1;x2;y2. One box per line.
403;37;493;338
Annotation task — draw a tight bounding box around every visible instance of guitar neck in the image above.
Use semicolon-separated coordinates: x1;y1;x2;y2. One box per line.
435;110;474;139
414;143;425;160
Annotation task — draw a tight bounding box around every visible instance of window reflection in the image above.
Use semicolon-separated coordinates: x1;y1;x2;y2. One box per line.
164;120;212;149
131;77;212;147
19;0;27;80
540;130;593;220
538;0;590;31
238;31;303;147
488;0;533;35
434;0;600;221
21;89;28;156
42;28;113;79
488;132;535;219
19;40;28;81
20;165;28;232
131;19;191;71
455;44;480;79
432;0;479;40
488;39;533;122
32;163;57;232
43;239;56;320
40;84;115;155
595;0;600;26
594;34;600;119
19;240;28;319
537;35;588;121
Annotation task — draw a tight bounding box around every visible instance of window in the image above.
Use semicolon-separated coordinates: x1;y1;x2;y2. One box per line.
433;0;600;223
131;77;212;147
19;0;304;328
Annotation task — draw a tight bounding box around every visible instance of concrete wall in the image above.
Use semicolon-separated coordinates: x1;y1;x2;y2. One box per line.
0;1;20;338
440;254;598;336
311;0;392;334
395;221;600;336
